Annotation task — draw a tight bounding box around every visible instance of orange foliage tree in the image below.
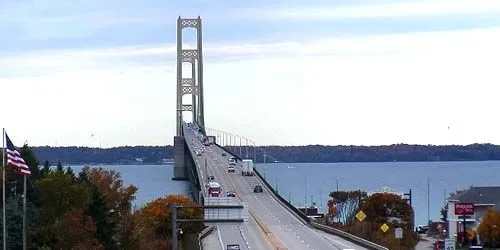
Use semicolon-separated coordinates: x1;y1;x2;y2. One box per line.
53;208;104;250
80;166;138;248
478;207;500;245
133;195;203;249
356;192;418;250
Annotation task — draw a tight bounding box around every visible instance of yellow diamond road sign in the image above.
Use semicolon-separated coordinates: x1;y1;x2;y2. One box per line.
380;223;389;233
355;210;366;222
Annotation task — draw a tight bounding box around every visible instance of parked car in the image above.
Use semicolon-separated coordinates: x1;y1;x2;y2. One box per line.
209;176;215;181
253;185;263;193
221;152;227;157
226;191;236;197
416;225;429;234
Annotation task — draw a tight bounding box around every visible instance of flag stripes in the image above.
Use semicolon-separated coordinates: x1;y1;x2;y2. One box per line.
5;133;31;176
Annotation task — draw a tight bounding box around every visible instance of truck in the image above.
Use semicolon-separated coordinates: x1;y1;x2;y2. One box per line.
207;181;222;197
241;159;254;176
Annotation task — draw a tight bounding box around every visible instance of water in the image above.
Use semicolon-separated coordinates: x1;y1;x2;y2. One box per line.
69;161;500;226
256;161;500;226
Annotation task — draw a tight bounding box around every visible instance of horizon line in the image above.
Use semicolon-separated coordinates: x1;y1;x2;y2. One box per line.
27;142;500;149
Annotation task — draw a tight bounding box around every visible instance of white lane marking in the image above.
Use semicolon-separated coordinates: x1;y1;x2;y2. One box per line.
216;226;225;250
238;225;251;250
320;234;352;249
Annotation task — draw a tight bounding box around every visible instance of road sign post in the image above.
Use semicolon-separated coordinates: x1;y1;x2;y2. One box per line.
395;227;403;250
455;202;474;245
445;238;456;250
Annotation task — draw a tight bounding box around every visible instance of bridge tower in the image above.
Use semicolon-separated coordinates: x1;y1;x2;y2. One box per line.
173;16;204;180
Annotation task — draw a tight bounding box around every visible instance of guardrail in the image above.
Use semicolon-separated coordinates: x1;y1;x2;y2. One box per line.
253;166;389;250
216;144;388;250
198;225;215;250
253;168;311;224
310;222;389;250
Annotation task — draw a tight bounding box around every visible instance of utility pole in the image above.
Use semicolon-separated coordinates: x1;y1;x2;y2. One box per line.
304;175;308;215
427;177;430;225
171;203;177;250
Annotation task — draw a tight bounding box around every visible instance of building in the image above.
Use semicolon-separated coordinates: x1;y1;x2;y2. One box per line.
447;186;500;243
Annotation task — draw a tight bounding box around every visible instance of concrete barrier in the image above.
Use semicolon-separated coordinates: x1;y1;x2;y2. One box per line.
253;167;389;250
310;222;389;250
198;225;216;250
218;144;388;250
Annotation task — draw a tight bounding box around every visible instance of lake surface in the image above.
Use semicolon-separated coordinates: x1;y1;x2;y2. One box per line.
70;161;500;226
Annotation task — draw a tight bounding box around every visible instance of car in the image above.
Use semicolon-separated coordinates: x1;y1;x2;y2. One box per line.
221;152;227;157
416;225;429;234
226;244;240;250
226;191;236;197
209;176;215;181
253;185;263;193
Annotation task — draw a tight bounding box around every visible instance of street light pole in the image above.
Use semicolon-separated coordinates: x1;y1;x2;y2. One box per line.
171;203;178;250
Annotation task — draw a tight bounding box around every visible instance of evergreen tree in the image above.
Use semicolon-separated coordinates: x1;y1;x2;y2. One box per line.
56;161;63;173
41;160;51;178
65;167;75;180
86;187;116;249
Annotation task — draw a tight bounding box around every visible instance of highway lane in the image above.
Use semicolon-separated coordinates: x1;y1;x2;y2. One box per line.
206;147;272;250
208;145;369;250
183;126;271;250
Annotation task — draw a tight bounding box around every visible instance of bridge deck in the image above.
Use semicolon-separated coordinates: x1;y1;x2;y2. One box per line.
183;123;369;250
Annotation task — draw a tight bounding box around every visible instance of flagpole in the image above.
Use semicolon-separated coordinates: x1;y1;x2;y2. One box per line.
23;175;26;250
2;128;6;250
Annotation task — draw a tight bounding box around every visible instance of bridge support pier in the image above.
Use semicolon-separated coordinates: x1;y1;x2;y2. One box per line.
172;136;191;180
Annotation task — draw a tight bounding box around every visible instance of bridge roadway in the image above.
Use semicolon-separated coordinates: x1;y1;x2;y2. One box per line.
184;125;271;250
184;125;368;250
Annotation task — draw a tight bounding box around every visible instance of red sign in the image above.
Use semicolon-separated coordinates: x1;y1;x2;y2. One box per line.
455;202;474;216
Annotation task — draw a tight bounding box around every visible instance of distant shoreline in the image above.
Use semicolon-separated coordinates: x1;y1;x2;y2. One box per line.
31;143;500;165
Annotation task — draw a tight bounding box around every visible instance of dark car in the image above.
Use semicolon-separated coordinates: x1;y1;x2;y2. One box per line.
253;185;263;193
416;225;429;234
221;152;227;157
226;191;236;197
226;244;240;250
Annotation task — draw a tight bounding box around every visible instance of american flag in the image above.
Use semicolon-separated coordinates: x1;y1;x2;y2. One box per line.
5;133;31;176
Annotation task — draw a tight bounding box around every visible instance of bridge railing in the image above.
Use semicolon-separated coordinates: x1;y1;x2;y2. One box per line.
216;143;388;250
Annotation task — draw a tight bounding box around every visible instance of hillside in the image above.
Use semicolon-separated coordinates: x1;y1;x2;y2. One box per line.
29;143;500;165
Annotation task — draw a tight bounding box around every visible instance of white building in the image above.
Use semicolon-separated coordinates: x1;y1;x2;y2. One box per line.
447;186;500;243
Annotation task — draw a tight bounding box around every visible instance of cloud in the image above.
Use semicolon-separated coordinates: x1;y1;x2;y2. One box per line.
238;0;500;20
2;26;499;78
2;26;500;146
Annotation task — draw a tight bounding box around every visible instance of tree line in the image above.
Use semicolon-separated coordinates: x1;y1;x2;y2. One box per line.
1;145;202;249
32;143;500;165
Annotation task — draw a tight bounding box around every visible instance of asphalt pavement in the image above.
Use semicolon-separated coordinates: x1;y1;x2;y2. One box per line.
185;124;370;249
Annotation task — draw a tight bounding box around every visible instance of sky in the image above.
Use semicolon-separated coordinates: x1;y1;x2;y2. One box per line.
1;0;500;147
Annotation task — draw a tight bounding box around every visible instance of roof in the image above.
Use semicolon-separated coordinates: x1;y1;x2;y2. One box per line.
449;186;500;205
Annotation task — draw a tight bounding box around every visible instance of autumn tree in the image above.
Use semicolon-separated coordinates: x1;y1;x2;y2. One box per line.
32;171;92;247
478;207;500;246
52;208;104;250
80;166;137;249
329;190;367;225
133;195;203;249
358;192;418;250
